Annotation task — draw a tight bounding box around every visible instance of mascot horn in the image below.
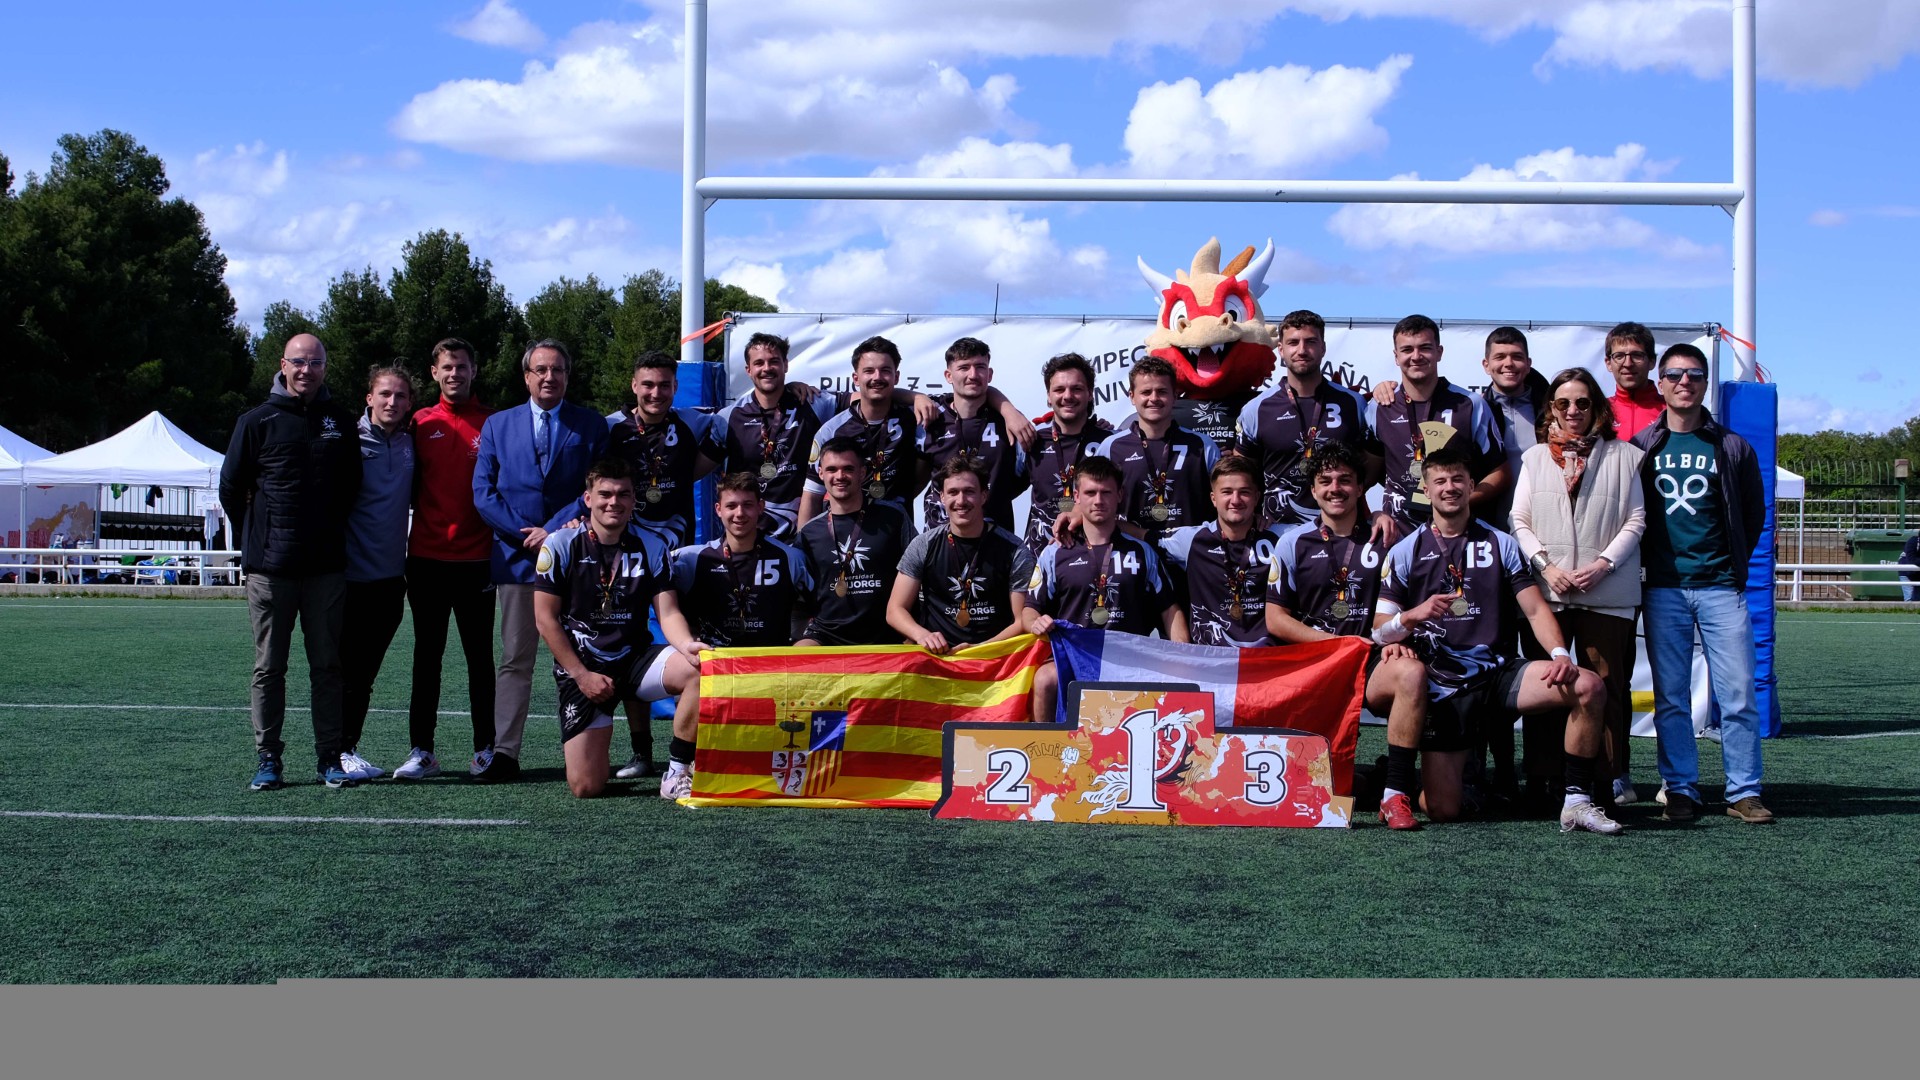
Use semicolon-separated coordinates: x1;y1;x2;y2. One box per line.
1139;237;1280;404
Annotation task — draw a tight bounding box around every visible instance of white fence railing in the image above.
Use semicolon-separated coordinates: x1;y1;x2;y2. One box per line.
1775;562;1917;602
0;547;243;587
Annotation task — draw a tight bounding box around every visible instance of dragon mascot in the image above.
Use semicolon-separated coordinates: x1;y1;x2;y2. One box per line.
1137;237;1281;445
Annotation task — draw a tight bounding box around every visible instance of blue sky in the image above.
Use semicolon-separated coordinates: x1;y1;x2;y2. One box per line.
5;1;1917;432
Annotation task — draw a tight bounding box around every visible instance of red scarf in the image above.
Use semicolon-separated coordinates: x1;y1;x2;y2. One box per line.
1546;421;1598;495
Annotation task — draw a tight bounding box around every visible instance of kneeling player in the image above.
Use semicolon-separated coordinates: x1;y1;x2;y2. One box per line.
1264;444;1426;828
534;458;707;800
1371;448;1621;834
1024;455;1186;721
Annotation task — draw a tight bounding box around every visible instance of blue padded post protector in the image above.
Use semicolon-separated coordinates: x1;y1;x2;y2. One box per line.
1719;380;1781;737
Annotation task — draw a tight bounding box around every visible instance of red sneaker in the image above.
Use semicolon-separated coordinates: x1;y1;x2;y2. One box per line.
1378;792;1421;831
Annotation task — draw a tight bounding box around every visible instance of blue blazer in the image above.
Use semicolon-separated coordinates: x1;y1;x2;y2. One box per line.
473;400;610;584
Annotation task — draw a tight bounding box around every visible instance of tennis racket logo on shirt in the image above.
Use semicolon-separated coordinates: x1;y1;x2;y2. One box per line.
1656;473;1710;516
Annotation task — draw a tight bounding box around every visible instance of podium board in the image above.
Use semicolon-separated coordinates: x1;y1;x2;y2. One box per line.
933;682;1351;827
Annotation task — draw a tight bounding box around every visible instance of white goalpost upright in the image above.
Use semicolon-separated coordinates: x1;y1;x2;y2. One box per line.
678;0;1759;383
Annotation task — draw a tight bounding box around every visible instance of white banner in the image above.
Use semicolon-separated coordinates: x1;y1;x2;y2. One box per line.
725;313;1717;427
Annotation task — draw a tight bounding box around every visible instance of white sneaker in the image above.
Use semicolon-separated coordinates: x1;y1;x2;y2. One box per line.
1612;776;1640;804
471;748;494;776
1654;783;1669;806
1560;800;1625;835
340;749;386;781
660;763;693;800
393;747;441;780
614;754;655;780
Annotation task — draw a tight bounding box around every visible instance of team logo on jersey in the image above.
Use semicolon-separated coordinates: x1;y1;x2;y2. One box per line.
536;547;554;575
808;439;822;465
1267;559;1281;584
1028;565;1044;591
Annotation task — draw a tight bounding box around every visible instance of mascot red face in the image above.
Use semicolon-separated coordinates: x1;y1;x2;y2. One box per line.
1139;238;1280;401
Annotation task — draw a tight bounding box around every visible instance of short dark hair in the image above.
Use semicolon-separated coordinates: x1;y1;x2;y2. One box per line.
1306;441;1364;486
714;471;763;500
1540;367;1616;442
367;364;416;396
1209;453;1262;491
743;332;790;361
933;455;988;493
1071;454;1122;491
1393;314;1440;342
1605;322;1656;361
851;336;901;369
1129;355;1176;390
816;436;867;467
1485;326;1529;355
1659;343;1709;371
1420;445;1473;477
432;338;475;366
1278;310;1326;336
632;350;677;375
1042;352;1096;391
585;456;634;490
944;337;991;367
521;338;572;373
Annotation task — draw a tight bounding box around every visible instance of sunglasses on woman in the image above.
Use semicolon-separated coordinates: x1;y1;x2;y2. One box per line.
1551;397;1593;412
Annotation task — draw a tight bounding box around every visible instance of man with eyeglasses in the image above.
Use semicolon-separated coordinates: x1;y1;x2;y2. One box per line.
1630;343;1771;825
220;334;364;791
1604;322;1666;440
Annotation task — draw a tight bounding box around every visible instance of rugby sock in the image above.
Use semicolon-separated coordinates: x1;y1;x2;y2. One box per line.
1384;745;1418;800
1563;753;1598;807
668;737;697;766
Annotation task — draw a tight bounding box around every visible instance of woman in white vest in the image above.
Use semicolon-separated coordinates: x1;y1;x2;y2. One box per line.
1509;367;1646;811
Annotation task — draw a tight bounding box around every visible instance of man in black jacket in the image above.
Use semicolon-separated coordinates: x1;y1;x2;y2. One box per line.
1630;344;1771;825
219;333;364;790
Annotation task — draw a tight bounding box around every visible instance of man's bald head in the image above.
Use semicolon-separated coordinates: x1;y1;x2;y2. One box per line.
280;333;329;401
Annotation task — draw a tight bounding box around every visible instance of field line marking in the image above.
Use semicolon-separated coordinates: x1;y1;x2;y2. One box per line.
0;810;528;826
1785;729;1920;741
0;702;470;717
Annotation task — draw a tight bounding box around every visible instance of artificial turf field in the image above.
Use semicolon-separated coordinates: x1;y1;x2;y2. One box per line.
1;598;1915;982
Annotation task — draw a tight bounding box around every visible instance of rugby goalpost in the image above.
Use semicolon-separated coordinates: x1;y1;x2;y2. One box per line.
675;0;1782;736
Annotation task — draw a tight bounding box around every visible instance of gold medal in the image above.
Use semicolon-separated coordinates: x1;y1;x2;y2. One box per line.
955;605;972;629
1449;595;1469;617
1090;607;1110;627
1408;459;1424;482
1329;599;1351;622
1149;503;1170;523
1057;496;1074;514
866;480;886;500
759;461;778;480
645;486;663;504
834;574;849;598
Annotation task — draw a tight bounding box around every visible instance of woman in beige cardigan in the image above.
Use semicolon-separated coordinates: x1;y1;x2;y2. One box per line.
1509;368;1646;810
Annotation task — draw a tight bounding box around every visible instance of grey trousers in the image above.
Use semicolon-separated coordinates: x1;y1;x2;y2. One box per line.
245;570;347;768
492;583;539;759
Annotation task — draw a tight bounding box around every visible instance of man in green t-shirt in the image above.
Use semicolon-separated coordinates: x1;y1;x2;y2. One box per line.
1629;344;1770;826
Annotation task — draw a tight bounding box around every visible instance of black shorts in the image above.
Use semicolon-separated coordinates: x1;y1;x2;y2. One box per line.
554;645;671;743
1422;658;1528;753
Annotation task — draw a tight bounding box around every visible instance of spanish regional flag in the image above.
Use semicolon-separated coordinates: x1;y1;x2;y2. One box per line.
683;635;1050;808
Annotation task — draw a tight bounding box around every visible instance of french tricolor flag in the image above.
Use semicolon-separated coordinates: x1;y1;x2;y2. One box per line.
1047;625;1369;795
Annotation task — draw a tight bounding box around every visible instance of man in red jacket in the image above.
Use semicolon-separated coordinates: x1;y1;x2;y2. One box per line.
1605;322;1666;440
394;338;498;781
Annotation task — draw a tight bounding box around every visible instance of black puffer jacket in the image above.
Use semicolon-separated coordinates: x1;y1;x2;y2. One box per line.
219;377;363;576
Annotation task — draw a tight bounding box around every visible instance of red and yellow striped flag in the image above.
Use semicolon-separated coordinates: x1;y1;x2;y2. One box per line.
684;635;1049;808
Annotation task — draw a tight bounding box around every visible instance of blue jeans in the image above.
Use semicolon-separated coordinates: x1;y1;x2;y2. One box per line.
1644;586;1763;803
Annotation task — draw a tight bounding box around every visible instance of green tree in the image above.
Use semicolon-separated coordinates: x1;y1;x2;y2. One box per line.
0;130;251;450
248;300;322;398
606;270;781;405
388;229;527;405
525;274;619;411
317;265;399;400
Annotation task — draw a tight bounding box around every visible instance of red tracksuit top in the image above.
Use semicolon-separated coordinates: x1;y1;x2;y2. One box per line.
409;397;496;562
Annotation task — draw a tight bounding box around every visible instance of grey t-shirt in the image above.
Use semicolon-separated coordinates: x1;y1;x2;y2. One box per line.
898;523;1036;645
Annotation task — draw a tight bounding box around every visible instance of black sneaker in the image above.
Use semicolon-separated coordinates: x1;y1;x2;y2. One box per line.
249;751;284;791
317;761;356;789
472;752;521;784
1664;791;1699;823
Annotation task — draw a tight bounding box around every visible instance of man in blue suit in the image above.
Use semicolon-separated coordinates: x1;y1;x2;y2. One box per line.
471;338;609;782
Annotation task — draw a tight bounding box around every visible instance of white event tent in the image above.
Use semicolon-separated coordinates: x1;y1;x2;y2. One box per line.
22;411;223;488
0;423;51;485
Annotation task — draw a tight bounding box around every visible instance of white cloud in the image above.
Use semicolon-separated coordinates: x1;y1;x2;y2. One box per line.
1810;209;1850;227
1123;56;1412;177
1809;205;1919;227
451;0;546;53
1327;144;1715;261
1536;0;1920;88
1780;392;1920;435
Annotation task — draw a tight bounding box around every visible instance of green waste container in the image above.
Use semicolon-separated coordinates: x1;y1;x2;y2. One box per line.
1844;528;1913;600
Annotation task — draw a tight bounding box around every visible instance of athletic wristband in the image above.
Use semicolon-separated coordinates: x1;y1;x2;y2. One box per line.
1550;647;1572;660
1529;551;1550;573
1373;614;1409;645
